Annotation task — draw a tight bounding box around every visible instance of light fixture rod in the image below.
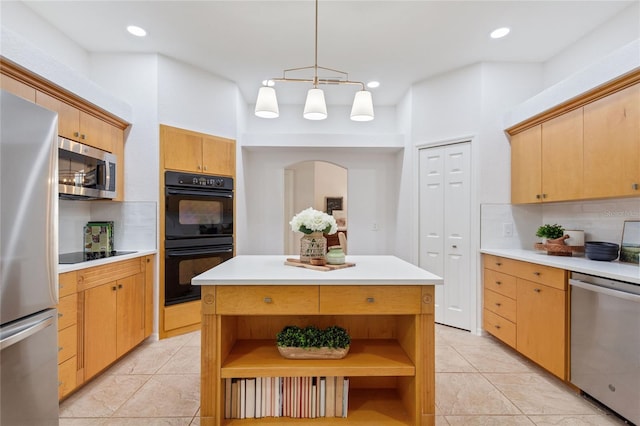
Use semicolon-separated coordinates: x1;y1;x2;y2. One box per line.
314;0;319;87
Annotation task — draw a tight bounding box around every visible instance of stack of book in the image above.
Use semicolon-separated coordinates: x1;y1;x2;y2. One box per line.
225;376;349;419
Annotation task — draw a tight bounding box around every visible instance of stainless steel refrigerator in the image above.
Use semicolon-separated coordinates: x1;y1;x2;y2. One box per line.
1;90;60;425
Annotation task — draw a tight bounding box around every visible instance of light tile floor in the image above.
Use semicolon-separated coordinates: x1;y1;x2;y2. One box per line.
59;324;628;425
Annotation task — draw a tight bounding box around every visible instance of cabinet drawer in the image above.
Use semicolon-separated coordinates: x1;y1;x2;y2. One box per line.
483;255;521;276
216;286;318;315
319;286;422;314
515;262;566;290
58;324;77;364
484;289;516;323
483;309;516;348
57;293;77;330
58;356;77;400
58;271;77;298
483;268;517;299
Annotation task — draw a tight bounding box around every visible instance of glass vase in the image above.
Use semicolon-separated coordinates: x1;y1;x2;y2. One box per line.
300;232;327;263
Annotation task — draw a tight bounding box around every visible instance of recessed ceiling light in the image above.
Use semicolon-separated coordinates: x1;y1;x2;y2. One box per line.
367;81;380;89
127;25;147;37
490;27;510;39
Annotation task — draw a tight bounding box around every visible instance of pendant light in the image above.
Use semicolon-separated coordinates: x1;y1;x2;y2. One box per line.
254;0;374;121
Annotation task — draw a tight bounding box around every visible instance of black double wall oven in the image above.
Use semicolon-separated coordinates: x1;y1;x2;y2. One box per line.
164;171;233;306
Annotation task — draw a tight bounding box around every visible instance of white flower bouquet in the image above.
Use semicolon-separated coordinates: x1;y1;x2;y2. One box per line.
290;207;338;235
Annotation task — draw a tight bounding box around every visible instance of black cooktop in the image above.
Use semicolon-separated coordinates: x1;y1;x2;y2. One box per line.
59;251;137;264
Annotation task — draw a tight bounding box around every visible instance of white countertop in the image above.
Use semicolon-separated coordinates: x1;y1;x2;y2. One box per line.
58;249;157;273
481;248;640;285
192;255;444;286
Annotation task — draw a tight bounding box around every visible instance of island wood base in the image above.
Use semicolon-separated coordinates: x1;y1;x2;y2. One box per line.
199;284;436;426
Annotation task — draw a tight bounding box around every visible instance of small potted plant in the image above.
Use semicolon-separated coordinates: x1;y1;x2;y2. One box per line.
276;325;351;359
536;224;565;242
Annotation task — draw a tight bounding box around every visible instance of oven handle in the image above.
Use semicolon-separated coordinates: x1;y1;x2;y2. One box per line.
166;188;233;198
570;279;640;303
167;247;233;257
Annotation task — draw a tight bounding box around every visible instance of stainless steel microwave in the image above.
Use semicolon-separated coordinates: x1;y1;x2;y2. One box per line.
58;137;117;199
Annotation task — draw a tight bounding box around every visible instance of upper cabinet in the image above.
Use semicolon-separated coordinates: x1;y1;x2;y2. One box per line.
509;73;640;204
510;108;583;204
583;83;640;199
36;91;115;153
161;124;236;177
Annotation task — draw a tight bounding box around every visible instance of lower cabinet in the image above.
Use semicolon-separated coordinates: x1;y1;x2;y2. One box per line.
84;273;145;379
482;254;568;379
57;254;155;400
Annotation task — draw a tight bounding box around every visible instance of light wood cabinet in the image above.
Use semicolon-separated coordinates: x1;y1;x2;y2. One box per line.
84;273;145;379
201;284;436;425
1;73;36;102
161;124;235;177
541;108;583;202
583;83;640;199
482;254;567;379
510;108;583;204
511;125;542;204
36;91;115;153
57;271;79;400
57;255;155;399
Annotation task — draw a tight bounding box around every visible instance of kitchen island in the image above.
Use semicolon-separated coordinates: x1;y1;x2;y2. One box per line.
192;255;444;426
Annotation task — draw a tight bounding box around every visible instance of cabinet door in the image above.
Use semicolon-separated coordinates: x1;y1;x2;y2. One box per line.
144;256;154;338
36;91;80;141
79;111;114;152
162;125;203;173
510;125;542;204
202;135;236;176
84;283;117;379
541;108;583;202
584;83;640;198
116;273;146;357
111;125;125;201
1;73;36;102
516;279;566;379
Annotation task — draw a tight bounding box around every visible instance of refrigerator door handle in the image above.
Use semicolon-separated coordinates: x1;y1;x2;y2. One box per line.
0;315;54;350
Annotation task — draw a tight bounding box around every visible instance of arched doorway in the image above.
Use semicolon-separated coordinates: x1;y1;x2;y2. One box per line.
284;161;347;255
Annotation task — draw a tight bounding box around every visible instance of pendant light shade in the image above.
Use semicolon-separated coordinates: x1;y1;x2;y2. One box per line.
350;90;374;121
303;88;328;120
254;86;279;118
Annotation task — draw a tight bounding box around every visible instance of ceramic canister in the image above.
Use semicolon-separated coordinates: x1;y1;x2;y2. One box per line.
563;230;585;246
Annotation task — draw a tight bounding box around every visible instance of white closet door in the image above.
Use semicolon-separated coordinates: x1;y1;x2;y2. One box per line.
418;148;445;323
419;142;471;330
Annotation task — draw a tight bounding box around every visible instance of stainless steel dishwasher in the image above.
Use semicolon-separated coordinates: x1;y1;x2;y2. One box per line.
570;272;640;425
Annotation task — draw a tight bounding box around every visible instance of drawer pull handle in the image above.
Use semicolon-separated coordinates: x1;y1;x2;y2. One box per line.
495;325;501;329
58;313;63;318
495;302;501;307
633;183;639;190
263;297;272;304
452;245;457;249
495;262;502;266
58;346;63;352
366;297;375;303
118;284;123;289
533;272;541;276
112;286;117;291
534;288;541;293
495;281;502;285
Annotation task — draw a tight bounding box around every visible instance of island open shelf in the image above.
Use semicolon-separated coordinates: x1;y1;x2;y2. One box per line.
194;255;443;426
221;339;416;378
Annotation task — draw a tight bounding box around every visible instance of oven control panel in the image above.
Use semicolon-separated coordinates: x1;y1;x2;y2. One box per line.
165;171;233;190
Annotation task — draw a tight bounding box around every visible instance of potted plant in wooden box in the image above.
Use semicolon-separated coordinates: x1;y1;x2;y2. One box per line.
535;223;571;256
276;325;351;359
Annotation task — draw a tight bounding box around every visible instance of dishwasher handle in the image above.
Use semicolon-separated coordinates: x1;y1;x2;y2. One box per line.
570;278;640;303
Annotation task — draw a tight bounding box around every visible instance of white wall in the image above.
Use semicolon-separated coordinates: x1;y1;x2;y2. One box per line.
543;2;640;87
242;147;400;256
314;162;347;214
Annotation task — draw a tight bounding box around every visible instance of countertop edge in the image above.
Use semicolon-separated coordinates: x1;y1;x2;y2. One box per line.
58;249;157;274
481;248;640;285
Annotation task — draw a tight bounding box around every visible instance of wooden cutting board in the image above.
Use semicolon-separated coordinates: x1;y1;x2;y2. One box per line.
284;258;356;272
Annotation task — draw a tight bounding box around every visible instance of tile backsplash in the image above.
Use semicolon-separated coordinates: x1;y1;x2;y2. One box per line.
59;200;157;253
481;198;640;250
